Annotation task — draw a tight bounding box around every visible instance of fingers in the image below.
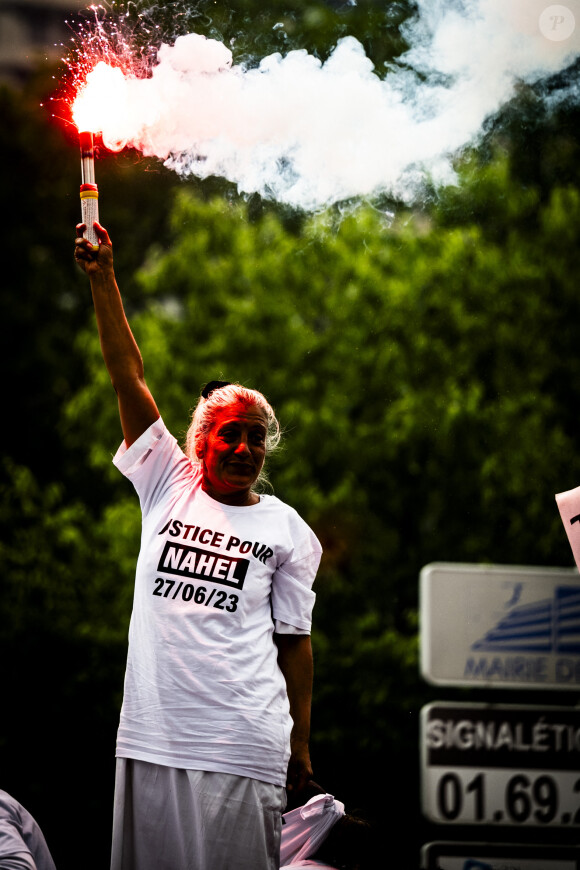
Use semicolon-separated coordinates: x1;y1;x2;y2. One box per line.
93;221;112;247
74;230;94;265
286;753;313;794
74;222;113;270
75;221;112;247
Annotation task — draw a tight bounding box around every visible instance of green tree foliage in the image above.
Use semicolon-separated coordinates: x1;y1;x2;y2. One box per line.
118;0;416;68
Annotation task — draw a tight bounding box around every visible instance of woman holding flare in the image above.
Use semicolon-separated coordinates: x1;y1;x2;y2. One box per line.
75;221;322;870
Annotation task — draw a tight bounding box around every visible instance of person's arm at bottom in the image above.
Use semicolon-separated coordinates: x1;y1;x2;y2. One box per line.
0;852;36;870
274;633;314;796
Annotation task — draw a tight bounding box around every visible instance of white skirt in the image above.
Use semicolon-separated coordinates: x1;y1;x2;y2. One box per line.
110;758;286;870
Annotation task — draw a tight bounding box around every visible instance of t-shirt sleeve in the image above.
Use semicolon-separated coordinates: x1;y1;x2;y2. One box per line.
0;792;56;870
0;818;31;864
0;794;46;870
274;619;309;635
271;525;321;632
0;853;36;870
113;417;197;517
0;797;28;865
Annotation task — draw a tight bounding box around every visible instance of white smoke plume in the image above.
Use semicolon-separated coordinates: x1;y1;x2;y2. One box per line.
75;0;580;209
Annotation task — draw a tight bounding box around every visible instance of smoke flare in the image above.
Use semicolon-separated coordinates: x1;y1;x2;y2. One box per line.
70;0;580;209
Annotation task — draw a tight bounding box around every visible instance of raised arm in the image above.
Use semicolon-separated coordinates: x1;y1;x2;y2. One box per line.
75;222;160;446
274;633;314;796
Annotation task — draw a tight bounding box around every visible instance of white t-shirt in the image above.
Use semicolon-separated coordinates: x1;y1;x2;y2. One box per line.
113;418;322;786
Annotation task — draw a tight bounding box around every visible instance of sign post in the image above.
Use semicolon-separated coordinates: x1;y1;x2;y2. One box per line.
419;562;580;867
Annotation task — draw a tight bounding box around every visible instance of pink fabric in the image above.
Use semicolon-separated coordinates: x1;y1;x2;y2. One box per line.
556;485;580;570
280;794;345;866
281;863;336;869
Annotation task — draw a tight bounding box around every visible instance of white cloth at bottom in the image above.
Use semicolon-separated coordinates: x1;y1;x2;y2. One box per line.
110;758;286;870
280;794;345;866
280;862;337;869
281;863;336;869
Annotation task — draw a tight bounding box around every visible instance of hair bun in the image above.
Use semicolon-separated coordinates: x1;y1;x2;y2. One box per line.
201;380;231;399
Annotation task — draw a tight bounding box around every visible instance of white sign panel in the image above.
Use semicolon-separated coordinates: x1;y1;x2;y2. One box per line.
420;562;580;689
421;841;579;870
421;703;580;828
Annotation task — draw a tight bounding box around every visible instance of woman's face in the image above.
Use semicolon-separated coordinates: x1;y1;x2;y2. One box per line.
198;402;268;505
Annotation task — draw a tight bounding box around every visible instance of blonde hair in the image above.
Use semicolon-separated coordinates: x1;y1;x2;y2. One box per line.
185;383;281;491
